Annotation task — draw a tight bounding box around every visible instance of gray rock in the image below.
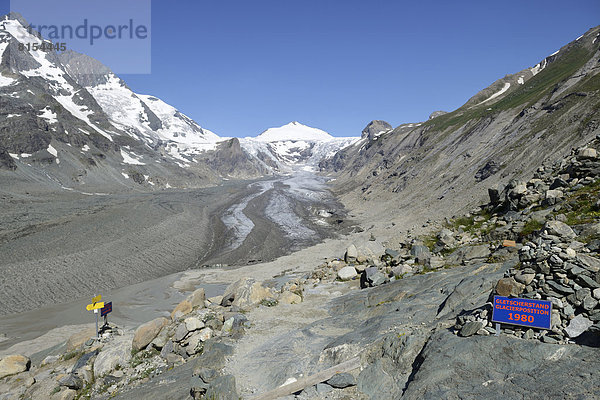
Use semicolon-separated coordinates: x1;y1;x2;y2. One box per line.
541;335;558;344
462;245;491;261
576;275;600;289
193;341;233;374
160;340;175;358
184;317;204;332
71;350;98;373
93;334;132;377
411;245;431;262
205;374;238;400
345;244;359;263
544;221;576;239
427;256;445;269
515;272;535;285
402;331;600;399
369;272;388;287
316;383;334;394
459;321;483;337
564;315;593;338
59;374;83;390
577;254;600;273
577;148;597;159
523;329;535;340
583;295;598;310
174;323;190;342
546;281;575;294
338;266;358;281
198;367;219;383
327;372;356;388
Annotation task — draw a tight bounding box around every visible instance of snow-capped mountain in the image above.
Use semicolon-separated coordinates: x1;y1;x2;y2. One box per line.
238;122;359;172
0;12;230;189
0;13;359;190
255;121;333;142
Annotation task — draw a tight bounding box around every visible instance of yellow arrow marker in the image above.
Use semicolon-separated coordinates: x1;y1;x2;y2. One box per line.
92;295;102;303
86;302;104;311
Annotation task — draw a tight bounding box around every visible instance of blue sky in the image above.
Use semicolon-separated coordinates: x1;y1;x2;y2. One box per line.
3;1;600;138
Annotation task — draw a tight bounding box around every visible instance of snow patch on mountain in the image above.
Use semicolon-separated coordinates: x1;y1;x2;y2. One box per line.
39;107;58;124
0;73;15;87
121;148;145;165
476;82;511;106
47;144;57;157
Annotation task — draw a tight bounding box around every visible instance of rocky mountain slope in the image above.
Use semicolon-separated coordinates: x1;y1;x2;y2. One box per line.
322;25;600;237
0;13;223;191
2;137;599;400
0;13;358;193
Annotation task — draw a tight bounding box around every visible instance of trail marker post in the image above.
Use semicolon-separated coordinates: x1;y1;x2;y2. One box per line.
85;295;104;339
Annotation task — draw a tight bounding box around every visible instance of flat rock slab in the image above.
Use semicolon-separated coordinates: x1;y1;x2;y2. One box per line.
401;331;600;400
111;358;196;400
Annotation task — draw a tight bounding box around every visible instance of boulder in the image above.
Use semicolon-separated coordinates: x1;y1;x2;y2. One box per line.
459;321;482;337
184;317;204;332
345;244;358;263
462;245;490;261
514;272;535;285
427;256;445;269
545;189;564;200
411;244;431;262
577;148;597;159
93;334;132;377
544;221;576;240
577;254;600;273
338;266;358;281
0;355;30;379
231;279;272;309
132;317;169;351
564;315;593;338
327;372;356;388
187;288;206;309
58;374;83;390
174;323;190;342
392;265;413;277
279;291;302;304
171;299;193;320
196;328;213;342
495;277;524;297
66;328;96;352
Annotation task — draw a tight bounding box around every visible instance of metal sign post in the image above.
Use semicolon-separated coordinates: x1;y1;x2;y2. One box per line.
85;295;104;339
94;308;99;339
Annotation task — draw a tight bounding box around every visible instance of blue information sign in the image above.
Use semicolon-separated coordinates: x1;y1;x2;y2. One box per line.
492;296;552;329
100;301;112;317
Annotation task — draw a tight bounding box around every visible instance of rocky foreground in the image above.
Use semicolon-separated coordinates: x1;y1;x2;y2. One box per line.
2;140;600;399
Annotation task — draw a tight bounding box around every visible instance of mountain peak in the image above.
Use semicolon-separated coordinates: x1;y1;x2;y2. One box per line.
255;122;333;142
